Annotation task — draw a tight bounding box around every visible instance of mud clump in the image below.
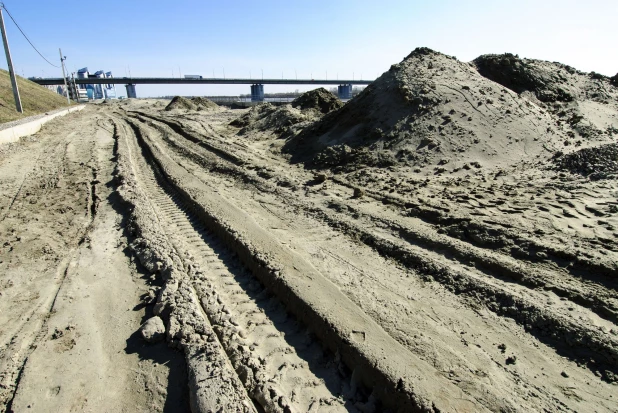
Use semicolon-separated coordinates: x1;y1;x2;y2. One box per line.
140;316;166;343
312;144;396;171
553;143;618;179
291;87;343;114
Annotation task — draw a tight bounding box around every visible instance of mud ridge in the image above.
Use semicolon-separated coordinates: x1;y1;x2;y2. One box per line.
307;206;618;382
342;179;618;285
111;117;257;412
330;200;618;324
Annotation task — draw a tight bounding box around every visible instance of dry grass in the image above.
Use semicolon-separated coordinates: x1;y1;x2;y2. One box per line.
0;69;71;124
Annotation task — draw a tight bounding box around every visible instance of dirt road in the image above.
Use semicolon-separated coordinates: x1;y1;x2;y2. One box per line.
0;99;616;412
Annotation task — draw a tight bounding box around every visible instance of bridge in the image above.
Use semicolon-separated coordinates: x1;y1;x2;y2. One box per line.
30;77;374;100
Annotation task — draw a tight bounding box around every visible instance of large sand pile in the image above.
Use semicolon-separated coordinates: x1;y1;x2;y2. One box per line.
191;97;219;111
283;47;569;172
165;96;219;111
474;53;614;104
229;103;307;138
229;88;342;139
165;96;195;111
474;53;618;144
291;87;342;114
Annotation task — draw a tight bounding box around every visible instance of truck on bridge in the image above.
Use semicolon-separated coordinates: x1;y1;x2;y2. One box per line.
184;75;203;79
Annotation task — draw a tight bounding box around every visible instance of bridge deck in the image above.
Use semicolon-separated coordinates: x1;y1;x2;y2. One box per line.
32;77;373;86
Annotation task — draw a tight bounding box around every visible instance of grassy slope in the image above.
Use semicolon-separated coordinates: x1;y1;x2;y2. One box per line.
0;69;71;123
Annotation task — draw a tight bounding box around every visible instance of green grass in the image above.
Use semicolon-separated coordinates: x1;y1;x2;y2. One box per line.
0;69;71;124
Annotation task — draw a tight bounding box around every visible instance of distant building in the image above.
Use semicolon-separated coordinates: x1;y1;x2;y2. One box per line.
76;67;117;99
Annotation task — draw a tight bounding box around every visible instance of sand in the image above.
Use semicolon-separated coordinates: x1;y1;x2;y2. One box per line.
0;48;617;412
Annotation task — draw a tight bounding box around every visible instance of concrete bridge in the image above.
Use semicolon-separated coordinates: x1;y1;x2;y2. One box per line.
31;77;373;100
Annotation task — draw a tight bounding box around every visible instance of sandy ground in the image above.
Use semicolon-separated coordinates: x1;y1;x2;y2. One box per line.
0;49;617;413
0;110;188;412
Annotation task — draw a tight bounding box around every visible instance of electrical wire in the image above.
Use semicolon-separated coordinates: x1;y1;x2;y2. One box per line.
1;3;60;68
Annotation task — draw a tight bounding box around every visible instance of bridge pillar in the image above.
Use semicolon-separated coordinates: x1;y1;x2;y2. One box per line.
250;84;264;102
125;84;137;98
337;84;352;100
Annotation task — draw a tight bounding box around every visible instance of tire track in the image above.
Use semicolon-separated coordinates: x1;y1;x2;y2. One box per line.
114;114;359;413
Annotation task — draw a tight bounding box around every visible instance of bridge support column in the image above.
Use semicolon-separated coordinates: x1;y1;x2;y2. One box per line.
125;83;137;98
337;84;352;100
250;84;264;102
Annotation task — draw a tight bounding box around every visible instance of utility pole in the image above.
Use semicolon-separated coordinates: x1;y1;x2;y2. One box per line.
0;3;22;113
59;48;70;104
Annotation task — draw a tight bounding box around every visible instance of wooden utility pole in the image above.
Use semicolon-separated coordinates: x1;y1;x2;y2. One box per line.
59;48;70;104
0;3;22;113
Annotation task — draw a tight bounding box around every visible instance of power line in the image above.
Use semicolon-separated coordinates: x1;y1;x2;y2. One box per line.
0;3;59;68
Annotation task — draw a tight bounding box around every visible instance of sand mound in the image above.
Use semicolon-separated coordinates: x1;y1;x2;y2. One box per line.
191;97;219;111
553;143;618;179
291;88;343;114
164;96;219;112
284;47;566;172
473;54;618;142
473;54;576;102
230;103;317;139
164;96;195;111
474;54;616;105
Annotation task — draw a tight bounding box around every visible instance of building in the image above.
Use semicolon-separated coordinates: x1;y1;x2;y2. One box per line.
76;67;117;99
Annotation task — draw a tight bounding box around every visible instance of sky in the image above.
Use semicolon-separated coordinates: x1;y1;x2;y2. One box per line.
1;0;617;98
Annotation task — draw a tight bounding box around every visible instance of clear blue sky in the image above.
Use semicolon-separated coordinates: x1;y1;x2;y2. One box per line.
2;0;617;97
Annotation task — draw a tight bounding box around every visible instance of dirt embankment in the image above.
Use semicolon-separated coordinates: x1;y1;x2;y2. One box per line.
0;70;71;123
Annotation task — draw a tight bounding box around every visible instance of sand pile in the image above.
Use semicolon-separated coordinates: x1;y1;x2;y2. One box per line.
291;87;343;114
230;103;317;139
284;47;566;172
164;96;195;111
164;96;219;111
474;54;618;143
474;53;615;104
473;53;577;103
553;143;618;179
191;97;219;111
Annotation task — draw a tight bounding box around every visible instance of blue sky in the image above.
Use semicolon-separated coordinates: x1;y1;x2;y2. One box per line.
2;0;617;97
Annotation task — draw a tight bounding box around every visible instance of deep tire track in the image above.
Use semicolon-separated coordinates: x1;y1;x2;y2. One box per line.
115;114;359;413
